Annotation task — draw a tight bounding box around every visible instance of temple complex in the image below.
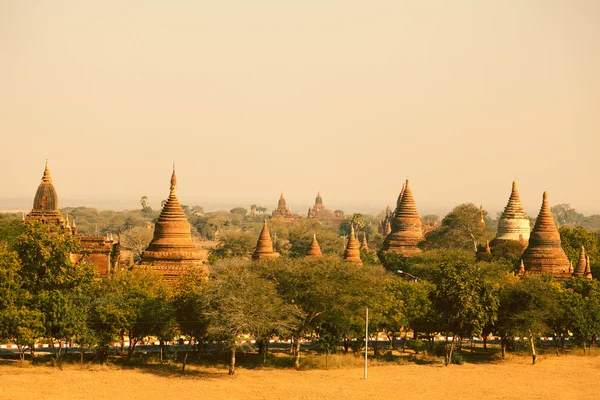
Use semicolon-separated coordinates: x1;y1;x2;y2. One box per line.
305;234;323;258
519;192;571;279
378;204;394;235
140;168;205;280
252;220;280;260
343;225;362;264
271;193;293;220
381;179;424;256
26;160;118;276
490;181;530;249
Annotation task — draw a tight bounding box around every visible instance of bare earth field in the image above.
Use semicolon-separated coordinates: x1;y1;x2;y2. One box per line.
1;355;599;400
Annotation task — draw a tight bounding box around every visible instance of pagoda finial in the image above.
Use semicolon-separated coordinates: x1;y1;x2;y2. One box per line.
41;158;52;182
170;164;177;195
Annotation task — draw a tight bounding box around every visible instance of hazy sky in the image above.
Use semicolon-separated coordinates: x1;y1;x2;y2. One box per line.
1;0;598;216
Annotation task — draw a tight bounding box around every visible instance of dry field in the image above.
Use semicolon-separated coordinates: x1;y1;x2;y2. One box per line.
1;354;599;400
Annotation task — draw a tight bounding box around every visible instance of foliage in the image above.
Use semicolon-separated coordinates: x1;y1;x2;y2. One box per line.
208;231;256;263
120;226;154;263
422;203;493;251
230;207;248;216
559;226;599;277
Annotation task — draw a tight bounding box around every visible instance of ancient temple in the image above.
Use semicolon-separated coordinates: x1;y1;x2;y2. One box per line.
360;233;369;252
381;179;424;256
305;234;323;258
25;160;118;276
584;256;593;280
519;192;571;279
343;225;362;264
140;168;205;280
252;220;280;260
378;204;394;235
308;192;327;218
574;246;588;276
271;193;293;220
490;181;530;249
26;159;65;225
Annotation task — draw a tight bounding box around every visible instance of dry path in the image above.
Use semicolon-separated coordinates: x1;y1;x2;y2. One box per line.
1;355;599;400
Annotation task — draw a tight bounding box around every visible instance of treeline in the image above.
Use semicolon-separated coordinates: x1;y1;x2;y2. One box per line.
1;221;600;374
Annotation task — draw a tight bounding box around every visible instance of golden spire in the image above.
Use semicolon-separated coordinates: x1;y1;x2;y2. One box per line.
306;233;323;258
42;158;52;183
343;225;362;264
170;164;177;195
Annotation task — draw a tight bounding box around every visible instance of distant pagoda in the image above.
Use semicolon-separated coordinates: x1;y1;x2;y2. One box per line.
308;192;326;218
140;167;205;280
490;181;530;248
271;193;293;220
519;192;571;279
381;179;424;256
252;220;280;260
360;233;369;252
26;159;65;225
305;234;323;259
573;246;588;276
343;225;362;264
378;204;394;235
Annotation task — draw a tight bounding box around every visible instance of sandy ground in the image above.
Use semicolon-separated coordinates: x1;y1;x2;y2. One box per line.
1;355;599;400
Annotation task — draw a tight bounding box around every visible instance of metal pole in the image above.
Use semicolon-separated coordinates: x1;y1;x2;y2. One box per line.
364;307;368;379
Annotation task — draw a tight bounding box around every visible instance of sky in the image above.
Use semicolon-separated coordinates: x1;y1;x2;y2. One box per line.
1;0;598;216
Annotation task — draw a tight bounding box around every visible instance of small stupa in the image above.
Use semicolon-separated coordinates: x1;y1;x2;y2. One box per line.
305;234;323;258
573;246;587;276
26;159;65;225
140;166;205;280
491;181;530;248
584;256;593;280
343;225;362;264
252;220;280;260
381;179;424;256
360;233;369;251
520;192;571;279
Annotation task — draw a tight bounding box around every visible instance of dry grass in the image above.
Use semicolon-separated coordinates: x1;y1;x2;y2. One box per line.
1;353;599;400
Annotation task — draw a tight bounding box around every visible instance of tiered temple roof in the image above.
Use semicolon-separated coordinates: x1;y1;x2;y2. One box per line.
26;159;65;225
272;193;293;219
140;168;205;280
519;192;571;279
252;220;280;260
491;181;530;247
381;179;424;256
305;234;323;258
585;256;593;280
308;192;327;218
343;225;362;264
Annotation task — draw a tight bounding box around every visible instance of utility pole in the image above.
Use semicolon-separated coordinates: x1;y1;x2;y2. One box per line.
364;307;368;379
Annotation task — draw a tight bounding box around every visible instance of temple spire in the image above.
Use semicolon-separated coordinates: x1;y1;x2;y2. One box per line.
343;225;362;264
574;245;587;276
252;220;280;260
382;179;423;256
42;158;52;183
170;164;177;195
306;234;323;258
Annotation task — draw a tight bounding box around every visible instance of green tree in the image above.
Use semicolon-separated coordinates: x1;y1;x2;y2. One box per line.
429;261;498;365
209;231;256;263
551;204;584;226
559;226;599;277
423;203;493;251
230;207;248;216
207;259;294;375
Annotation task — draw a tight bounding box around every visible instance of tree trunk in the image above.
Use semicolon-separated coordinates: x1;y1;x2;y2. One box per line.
483;335;487;350
326;345;329;370
294;339;301;370
344;338;349;354
120;332;125;354
159;340;164;364
263;342;269;364
402;330;407;353
289;337;295;355
529;336;537;365
181;351;188;374
55;341;62;364
80;348;84;366
501;338;506;358
127;339;137;360
257;339;264;356
445;336;456;366
228;345;236;375
560;336;565;352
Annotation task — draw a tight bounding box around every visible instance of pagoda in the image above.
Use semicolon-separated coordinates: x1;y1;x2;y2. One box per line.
519;192;571;279
26;160;117;276
490;181;530;249
573;246;587;276
305;234;323;258
271;193;293;220
308;192;326;218
26;159;65;225
343;225;362;264
360;233;369;252
252;220;280;260
140;167;205;280
381;179;424;256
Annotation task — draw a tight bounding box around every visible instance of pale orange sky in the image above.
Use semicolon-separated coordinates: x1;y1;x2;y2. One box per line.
1;0;598;215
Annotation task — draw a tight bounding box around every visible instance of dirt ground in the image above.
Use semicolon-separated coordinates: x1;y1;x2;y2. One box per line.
1;354;599;400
